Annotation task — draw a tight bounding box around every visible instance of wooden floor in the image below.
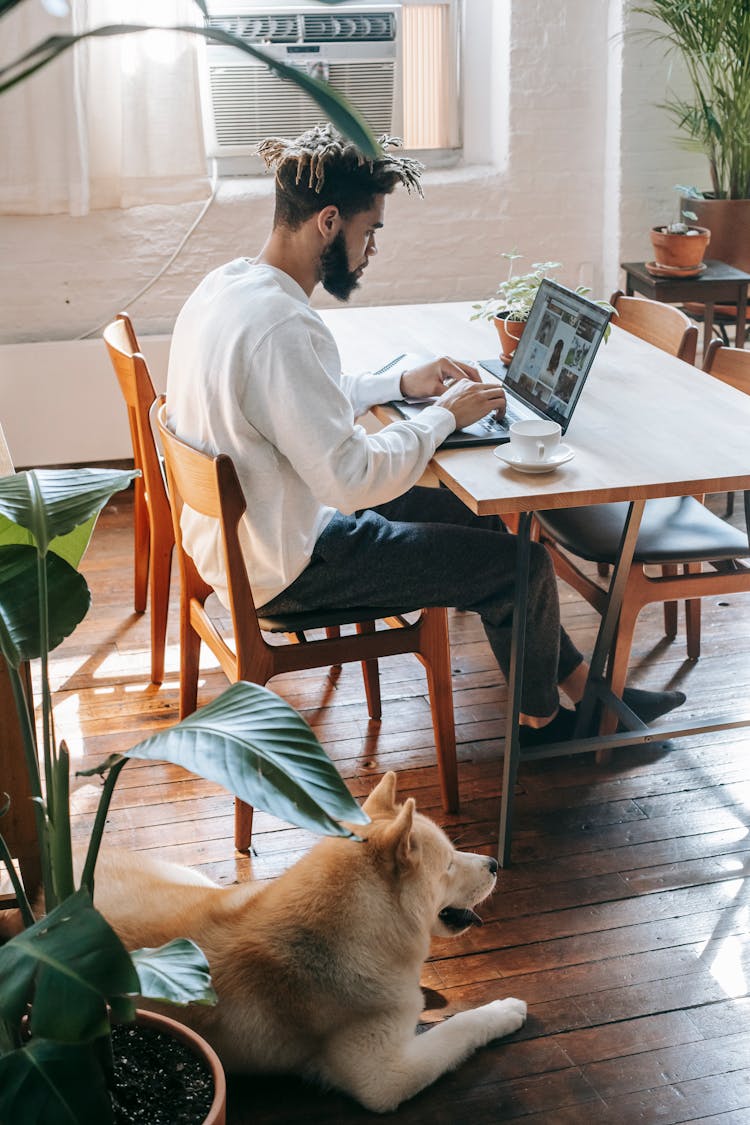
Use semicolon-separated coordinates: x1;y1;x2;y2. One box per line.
50;490;750;1124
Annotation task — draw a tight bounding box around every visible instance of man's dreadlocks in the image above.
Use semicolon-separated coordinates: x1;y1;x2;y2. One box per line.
257;124;424;229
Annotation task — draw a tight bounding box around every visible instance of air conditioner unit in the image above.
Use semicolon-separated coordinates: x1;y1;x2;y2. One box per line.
200;1;402;175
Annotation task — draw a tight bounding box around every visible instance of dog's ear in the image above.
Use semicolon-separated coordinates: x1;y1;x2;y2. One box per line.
363;770;398;816
379;797;417;873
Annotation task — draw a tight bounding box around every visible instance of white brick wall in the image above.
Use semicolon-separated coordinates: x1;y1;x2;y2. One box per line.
0;1;715;462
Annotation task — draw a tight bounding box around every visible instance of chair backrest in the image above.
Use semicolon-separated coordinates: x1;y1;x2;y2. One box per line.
103;314;171;527
156;402;266;657
702;340;750;395
609;290;698;365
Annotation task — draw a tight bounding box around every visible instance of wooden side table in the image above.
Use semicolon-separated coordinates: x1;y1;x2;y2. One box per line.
621;260;750;354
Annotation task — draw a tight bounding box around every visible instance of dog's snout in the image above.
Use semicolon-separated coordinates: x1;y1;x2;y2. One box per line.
487;857;498;876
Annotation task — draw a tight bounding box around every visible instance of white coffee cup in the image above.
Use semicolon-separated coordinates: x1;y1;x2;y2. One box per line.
509;419;562;463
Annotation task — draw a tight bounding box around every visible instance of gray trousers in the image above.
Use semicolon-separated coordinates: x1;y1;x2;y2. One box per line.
259;486;583;717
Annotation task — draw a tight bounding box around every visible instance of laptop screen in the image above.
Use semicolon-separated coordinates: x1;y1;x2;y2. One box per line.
503;278;611;430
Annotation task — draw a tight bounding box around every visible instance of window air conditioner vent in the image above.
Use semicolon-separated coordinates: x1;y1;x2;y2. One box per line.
302;12;396;42
207;13;301;44
208;61;395;148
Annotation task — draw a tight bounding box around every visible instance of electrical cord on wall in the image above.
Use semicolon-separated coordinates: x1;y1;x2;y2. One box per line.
76;158;220;341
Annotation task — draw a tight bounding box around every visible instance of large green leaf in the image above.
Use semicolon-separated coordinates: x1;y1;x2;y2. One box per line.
0;889;138;1043
0;544;90;667
132;939;217;1007
0;469;136;558
120;681;369;836
0;1038;112;1125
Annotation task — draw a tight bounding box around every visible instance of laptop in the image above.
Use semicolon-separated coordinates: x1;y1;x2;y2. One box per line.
388;278;612;448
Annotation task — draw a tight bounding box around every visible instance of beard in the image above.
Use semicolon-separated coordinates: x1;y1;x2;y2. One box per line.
319;230;363;301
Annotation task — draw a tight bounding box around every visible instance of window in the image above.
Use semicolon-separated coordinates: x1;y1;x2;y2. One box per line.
199;0;462;175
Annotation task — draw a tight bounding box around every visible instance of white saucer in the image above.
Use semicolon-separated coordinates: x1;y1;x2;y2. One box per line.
493;444;575;473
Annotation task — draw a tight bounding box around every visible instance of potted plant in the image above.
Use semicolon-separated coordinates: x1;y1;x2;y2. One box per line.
631;0;750;269
648;185;710;275
471;252;611;363
0;467;368;1124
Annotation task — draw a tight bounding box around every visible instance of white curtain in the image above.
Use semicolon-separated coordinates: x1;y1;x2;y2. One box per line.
0;0;209;215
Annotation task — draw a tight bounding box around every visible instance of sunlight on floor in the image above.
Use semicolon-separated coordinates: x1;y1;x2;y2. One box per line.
706;933;748;999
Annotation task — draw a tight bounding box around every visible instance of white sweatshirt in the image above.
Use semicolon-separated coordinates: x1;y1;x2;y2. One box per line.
166;259;455;608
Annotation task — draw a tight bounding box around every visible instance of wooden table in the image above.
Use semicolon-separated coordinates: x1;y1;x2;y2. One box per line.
320;302;750;863
621;259;750;352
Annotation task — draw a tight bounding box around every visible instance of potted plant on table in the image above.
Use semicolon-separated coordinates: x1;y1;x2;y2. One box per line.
0;468;368;1125
631;0;750;270
648;185;711;276
471;252;610;363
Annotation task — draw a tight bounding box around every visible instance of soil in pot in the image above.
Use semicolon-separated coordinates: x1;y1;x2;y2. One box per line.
110;1022;215;1125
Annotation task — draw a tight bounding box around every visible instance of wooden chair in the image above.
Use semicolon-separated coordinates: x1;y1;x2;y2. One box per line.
156;402;458;852
703;340;750;518
608;290;698;364
103;314;173;684
589;293;697;592
535;342;750;734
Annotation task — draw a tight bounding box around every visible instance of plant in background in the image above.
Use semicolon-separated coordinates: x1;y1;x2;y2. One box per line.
0;0;380;157
0;468;368;1124
657;184;702;234
471;252;567;324
631;0;750;199
471;251;613;325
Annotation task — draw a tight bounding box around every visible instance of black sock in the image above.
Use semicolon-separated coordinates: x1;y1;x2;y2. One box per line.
519;706;578;748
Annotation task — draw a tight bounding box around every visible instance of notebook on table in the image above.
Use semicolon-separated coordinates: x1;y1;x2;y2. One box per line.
388;279;612;448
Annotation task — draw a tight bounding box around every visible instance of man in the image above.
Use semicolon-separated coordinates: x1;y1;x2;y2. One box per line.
167;124;684;744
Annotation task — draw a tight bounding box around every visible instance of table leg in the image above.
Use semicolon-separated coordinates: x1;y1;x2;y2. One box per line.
497;510;531;868
575;499;647;736
736;284;748;349
703;303;715;356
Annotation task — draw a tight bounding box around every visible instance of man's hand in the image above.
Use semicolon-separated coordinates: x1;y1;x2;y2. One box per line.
399;356;506;430
400;356;481;400
437;378;507;431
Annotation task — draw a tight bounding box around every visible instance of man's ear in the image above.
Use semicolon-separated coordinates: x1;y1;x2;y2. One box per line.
379;798;417;873
363;770;398;817
316;204;341;241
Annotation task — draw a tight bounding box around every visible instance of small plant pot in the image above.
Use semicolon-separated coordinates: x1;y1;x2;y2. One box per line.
493;314;526;364
649;225;711;271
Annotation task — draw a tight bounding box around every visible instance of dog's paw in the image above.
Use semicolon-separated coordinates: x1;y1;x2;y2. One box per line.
482;997;527;1039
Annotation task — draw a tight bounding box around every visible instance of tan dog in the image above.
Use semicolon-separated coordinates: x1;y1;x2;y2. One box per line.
92;771;527;1112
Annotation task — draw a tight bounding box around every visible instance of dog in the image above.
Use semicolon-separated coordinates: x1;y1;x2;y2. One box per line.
91;771;528;1112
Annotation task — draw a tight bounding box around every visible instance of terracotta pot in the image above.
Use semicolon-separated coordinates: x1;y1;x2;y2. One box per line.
649;225;711;270
135;1009;227;1125
493;314;526;364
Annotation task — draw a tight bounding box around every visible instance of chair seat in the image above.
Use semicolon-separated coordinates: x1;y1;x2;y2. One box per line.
536;497;748;565
257;605;421;633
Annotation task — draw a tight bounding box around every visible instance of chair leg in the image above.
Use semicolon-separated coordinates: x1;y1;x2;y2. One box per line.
662;564;678;639
234;799;254;854
179;614;202;719
597;562;610;579
133;478;149;614
149;543;173;686
685;562;702;660
355;621;382;721
419;608;459;813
